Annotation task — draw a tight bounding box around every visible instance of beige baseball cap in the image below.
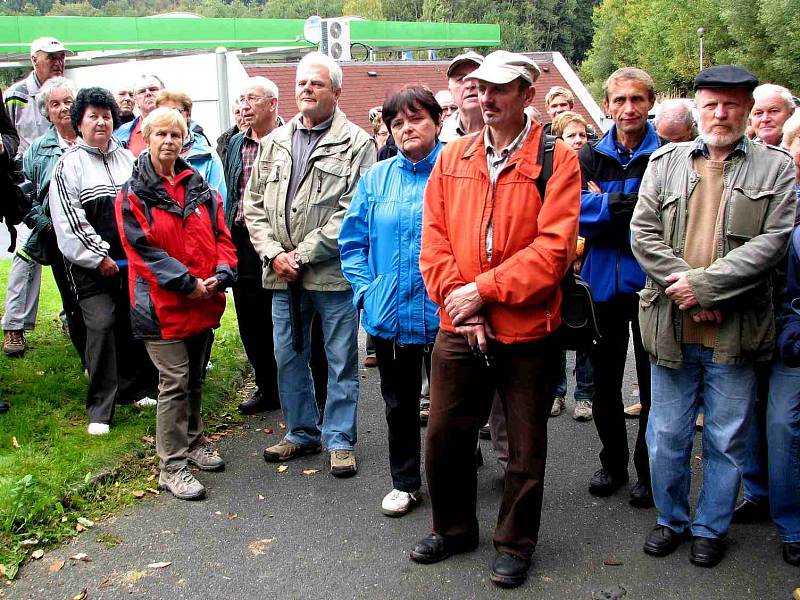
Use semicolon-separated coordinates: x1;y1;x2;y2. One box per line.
465;50;541;85
446;51;484;78
30;37;72;56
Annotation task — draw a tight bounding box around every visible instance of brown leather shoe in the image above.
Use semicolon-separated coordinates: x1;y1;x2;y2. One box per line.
330;449;357;477
263;439;321;462
3;330;25;357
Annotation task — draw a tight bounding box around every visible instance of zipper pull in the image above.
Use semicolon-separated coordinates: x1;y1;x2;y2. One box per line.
546;309;552;333
317;174;323;193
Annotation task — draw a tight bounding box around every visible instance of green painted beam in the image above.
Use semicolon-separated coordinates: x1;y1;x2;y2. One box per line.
0;16;500;54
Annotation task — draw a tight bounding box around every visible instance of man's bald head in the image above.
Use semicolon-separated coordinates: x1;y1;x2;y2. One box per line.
655;99;696;143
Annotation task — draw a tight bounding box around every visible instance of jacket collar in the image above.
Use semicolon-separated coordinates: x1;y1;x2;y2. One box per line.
595;121;661;163
461;119;545;180
130;152;211;214
396;142;442;173
76;136;123;156
280;107;352;150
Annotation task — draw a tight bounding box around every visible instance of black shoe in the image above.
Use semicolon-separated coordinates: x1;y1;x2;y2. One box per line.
689;536;725;568
479;423;491;440
0;401;8;414
643;525;688;557
237;390;279;415
731;499;770;524
783;542;800;566
409;532;478;564
589;468;629;497
490;552;530;588
629;481;654;508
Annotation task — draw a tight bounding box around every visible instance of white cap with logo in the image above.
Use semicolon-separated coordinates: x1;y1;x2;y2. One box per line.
465;50;541;85
30;37;72;56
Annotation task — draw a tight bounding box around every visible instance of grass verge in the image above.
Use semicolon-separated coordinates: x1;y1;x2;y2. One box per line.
0;258;248;579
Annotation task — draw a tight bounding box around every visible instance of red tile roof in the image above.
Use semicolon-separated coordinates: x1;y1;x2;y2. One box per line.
246;58;600;133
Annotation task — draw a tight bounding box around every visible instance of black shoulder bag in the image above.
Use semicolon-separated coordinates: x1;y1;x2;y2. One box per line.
535;135;601;351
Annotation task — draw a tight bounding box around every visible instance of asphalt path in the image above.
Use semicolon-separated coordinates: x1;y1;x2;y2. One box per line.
7;341;798;599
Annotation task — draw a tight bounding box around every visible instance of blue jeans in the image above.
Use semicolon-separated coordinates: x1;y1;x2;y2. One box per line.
272;289;359;450
648;345;757;539
766;361;800;542
554;351;594;400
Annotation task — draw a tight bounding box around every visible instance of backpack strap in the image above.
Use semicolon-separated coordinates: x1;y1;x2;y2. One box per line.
535;133;556;200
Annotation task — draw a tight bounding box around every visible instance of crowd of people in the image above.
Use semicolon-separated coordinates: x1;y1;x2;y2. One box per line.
1;33;799;589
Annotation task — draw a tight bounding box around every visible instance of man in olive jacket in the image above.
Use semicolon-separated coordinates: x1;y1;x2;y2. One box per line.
244;52;376;478
630;65;795;568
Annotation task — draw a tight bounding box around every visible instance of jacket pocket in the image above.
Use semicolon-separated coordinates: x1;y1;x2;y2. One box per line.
638;285;661;357
311;160;351;208
658;194;681;245
726;187;772;245
740;294;775;357
363;273;398;335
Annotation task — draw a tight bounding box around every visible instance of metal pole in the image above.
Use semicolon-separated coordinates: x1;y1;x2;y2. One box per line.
697;28;705;71
216;46;231;131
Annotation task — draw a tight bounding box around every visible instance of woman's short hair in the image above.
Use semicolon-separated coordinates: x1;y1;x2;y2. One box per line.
142;106;188;142
381;85;442;131
71;87;121;135
551;111;587;137
371;116;386;136
37;76;76;120
782;111;800;148
545;86;574;108
155;90;193;115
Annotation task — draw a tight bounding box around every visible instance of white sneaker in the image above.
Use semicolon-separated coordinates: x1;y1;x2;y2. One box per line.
573;400;593;422
381;489;422;517
135;396;158;407
87;423;110;435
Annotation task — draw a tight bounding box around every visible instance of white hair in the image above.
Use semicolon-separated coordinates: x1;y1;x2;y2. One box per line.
655;99;695;128
297;51;343;91
37;76;76;119
244;76;279;101
753;83;795;111
782;110;800;148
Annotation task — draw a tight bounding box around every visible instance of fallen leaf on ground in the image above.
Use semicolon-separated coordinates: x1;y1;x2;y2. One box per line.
71;589;88;600
277;465;288;473
247;538;275;556
603;558;623;566
49;560;65;573
258;495;265;500
19;539;38;546
124;570;148;583
141;435;155;444
77;517;94;528
31;550;44;560
61;516;68;523
226;513;238;520
263;428;273;434
69;553;90;562
302;469;320;475
146;474;156;482
75;523;86;533
214;511;222;516
131;490;145;499
146;488;159;495
11;437;19;449
147;561;172;569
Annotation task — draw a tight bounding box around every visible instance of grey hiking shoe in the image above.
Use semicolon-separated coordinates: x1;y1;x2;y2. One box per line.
263;439;321;463
330;449;357;478
158;466;206;500
573;400;593;422
550;395;566;417
3;330;24;357
187;445;225;471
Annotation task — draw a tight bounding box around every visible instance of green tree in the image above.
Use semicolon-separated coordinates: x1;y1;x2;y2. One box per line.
342;0;383;18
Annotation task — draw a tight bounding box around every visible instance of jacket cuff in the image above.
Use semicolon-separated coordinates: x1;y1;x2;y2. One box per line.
475;271;498;304
215;265;236;290
685;267;710;308
176;273;198;295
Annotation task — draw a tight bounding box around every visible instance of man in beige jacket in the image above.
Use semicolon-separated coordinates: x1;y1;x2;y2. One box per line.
244;52;376;478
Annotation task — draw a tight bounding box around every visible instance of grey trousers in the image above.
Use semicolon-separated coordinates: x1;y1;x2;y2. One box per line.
80;289;156;424
145;332;210;473
2;225;41;331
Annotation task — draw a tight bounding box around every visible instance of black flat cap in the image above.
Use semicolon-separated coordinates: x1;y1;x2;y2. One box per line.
693;65;759;91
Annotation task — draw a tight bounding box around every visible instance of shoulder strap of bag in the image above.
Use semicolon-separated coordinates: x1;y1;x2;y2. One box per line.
535;133;556;200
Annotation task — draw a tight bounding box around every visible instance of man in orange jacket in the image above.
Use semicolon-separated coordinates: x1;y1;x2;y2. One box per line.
411;50;582;588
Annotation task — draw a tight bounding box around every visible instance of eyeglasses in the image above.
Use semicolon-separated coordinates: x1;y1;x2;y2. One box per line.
136;86;161;95
239;94;271;106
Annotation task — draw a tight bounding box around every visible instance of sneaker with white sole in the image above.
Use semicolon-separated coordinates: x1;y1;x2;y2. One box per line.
158;466;206;500
381;489;422;517
573;400;593;422
134;396;158;407
187;445;225;471
330;449;357;478
550;396;566;417
87;422;110;435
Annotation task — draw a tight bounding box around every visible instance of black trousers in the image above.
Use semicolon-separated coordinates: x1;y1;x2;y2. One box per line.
373;337;431;492
590;293;651;483
231;223;327;406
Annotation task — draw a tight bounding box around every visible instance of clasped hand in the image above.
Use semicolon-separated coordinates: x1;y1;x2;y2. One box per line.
272;250;302;282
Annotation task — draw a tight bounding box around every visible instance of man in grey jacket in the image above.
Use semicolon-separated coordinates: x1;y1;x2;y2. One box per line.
244;52;376;478
630;65;795;568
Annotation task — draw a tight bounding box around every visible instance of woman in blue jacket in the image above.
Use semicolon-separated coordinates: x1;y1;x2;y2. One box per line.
340;86;442;517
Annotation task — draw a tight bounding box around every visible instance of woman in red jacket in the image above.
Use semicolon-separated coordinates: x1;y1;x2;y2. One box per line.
116;107;237;500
